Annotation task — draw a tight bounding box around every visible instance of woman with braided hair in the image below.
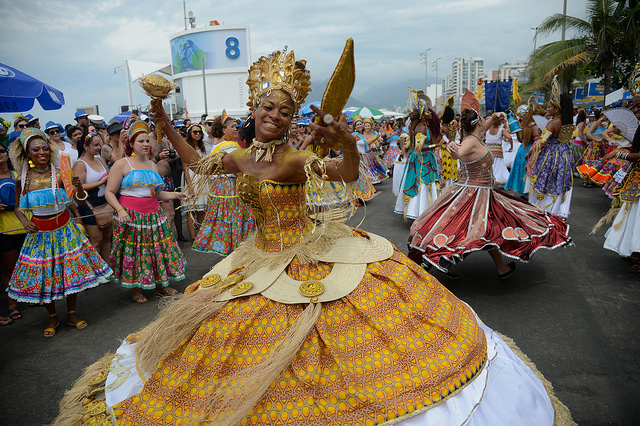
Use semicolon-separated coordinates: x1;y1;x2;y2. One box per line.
7;128;111;337
526;77;576;218
394;89;441;219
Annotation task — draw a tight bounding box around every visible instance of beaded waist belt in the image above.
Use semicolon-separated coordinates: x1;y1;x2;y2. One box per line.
487;145;503;158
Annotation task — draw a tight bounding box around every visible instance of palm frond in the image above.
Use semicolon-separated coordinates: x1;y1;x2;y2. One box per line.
536;13;591;37
543;52;592;80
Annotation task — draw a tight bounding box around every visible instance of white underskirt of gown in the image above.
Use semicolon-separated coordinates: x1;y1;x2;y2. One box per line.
105;319;554;425
492;157;510;186
604;200;640;257
394;182;439;220
502;138;521;169
393;160;407;197
528;188;573;219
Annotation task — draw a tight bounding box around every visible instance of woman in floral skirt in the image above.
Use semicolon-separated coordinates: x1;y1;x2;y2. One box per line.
8;128;111;336
106;121;187;303
192;112;255;255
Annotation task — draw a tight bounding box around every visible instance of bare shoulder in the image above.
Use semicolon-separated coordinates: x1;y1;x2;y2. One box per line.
110;157;129;174
72;159;86;173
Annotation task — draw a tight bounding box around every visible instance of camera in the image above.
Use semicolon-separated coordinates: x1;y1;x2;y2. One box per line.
164;148;177;159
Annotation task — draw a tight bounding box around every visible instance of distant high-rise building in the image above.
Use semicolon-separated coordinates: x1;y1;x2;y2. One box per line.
445;57;485;111
495;60;528;83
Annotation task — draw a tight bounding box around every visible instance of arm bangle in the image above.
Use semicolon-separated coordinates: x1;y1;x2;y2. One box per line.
75;191;88;201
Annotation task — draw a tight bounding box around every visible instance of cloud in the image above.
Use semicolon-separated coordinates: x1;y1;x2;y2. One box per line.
102;18;174;63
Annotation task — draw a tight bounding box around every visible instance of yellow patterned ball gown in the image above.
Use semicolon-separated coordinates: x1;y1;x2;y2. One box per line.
56;172;567;425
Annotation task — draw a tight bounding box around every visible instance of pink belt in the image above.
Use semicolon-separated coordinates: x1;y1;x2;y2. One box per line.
119;195;159;213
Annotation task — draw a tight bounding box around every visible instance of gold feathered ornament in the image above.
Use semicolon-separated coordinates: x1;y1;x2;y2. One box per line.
315;38;356;158
512;78;522;104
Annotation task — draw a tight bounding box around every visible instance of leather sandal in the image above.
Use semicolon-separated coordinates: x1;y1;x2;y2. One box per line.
44;313;60;338
66;310;88;329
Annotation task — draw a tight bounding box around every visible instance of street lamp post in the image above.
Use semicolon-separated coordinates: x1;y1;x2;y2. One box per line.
531;27;540;52
420;48;432;94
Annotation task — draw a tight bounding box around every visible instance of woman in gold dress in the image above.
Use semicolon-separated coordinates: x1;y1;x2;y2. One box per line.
56;48;570;426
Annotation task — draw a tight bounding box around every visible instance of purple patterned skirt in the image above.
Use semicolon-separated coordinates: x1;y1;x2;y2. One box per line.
531;137;574;197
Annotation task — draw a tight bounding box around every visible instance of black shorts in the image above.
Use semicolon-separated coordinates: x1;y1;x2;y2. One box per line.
0;232;26;253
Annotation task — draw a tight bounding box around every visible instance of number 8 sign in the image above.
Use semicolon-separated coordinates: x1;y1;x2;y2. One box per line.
225;37;240;59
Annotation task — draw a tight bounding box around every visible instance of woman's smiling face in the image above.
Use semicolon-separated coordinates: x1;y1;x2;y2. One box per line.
254;90;294;142
28;137;51;167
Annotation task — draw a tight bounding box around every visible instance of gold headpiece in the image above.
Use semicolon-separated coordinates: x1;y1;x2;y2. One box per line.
550;75;561;108
246;48;311;112
630;61;640;97
408;87;431;118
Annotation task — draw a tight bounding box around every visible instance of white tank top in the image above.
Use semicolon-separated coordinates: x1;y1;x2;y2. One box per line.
78;158;107;197
484;128;503;146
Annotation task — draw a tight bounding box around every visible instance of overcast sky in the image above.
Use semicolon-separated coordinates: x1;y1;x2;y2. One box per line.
1;0;587;126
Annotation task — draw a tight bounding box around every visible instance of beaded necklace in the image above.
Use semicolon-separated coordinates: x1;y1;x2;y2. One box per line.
469;133;485;145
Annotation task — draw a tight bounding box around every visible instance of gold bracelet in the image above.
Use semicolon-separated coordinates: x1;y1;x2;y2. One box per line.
117;207;125;213
75;191;88;201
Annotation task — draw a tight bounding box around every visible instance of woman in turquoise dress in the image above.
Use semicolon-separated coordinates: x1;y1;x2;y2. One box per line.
394;95;440;219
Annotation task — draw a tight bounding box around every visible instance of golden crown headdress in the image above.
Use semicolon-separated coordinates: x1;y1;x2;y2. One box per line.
550;75;561;108
408;87;431;118
246;47;311;112
630;61;640;97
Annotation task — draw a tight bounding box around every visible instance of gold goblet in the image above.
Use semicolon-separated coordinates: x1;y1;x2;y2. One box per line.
139;74;178;144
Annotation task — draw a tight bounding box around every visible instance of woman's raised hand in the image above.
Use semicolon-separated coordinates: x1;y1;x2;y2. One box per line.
309;105;357;154
149;99;169;125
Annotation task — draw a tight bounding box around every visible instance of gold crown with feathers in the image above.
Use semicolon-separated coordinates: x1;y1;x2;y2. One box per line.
246;48;311;112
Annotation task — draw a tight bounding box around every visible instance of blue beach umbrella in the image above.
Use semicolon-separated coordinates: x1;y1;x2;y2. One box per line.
110;110;132;124
299;101;321;115
0;62;65;112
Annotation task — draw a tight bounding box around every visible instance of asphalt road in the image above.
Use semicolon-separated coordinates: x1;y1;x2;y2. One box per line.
1;177;638;425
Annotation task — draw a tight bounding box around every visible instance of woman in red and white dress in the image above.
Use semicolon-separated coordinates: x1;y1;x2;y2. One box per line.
409;109;572;279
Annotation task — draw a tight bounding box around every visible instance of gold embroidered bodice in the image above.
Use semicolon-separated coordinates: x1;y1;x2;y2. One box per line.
237;174;313;253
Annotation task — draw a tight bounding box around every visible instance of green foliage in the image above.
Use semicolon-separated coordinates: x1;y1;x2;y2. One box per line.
527;0;637;97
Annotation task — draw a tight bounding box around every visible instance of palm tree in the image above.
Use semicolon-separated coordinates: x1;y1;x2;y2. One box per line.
527;0;638;97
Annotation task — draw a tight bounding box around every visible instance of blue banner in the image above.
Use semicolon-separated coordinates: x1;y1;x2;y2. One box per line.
574;87;585;100
484;80;513;113
587;82;604;97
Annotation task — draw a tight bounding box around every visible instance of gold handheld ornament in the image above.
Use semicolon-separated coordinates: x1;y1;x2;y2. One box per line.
139;74;178;144
315;38;356;157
